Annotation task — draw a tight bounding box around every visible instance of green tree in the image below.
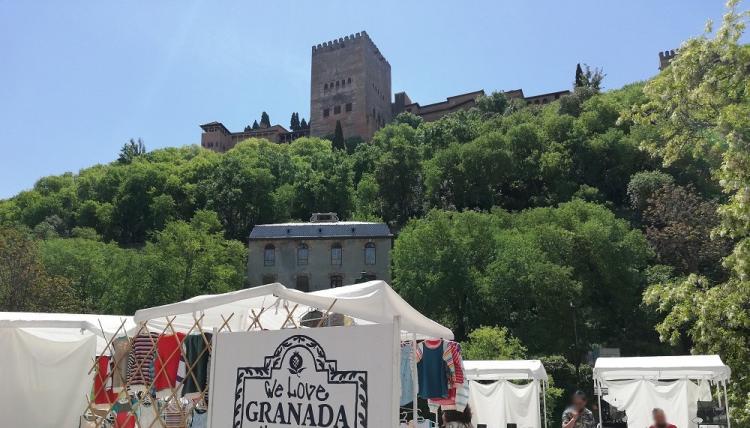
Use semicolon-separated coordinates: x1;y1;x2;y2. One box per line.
575;63;585;88
475;91;509;115
626;170;675;213
461;326;527;360
630;4;750;422
372;124;423;226
251;120;260;130
144;210;246;302
300;118;308;129
260;111;271;128
118;138;146;164
332;120;345;151
0;227;76;312
290;112;301;131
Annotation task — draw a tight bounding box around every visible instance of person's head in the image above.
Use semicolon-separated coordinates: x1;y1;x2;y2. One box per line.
443;406;473;425
652;408;667;426
571;390;588;411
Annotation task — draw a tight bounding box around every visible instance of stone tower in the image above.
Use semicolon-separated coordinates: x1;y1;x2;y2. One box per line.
309;31;392;141
659;49;677;71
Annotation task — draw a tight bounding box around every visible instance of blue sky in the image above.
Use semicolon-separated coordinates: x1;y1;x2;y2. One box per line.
0;0;733;198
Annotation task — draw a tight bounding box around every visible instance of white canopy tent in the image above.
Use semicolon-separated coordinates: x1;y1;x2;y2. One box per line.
0;311;137;354
0;312;136;428
593;356;732;428
134;280;454;340
464;360;549;428
134;280;454;427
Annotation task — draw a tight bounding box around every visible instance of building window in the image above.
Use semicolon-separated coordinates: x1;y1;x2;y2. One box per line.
263;244;275;266
296;275;310;292
330;275;343;288
323;108;330;117
347;77;352;84
331;243;342;265
297;243;309;265
345;103;352;112
334;105;341;114
262;274;276;284
341;80;345;87
364;242;376;265
335;81;340;88
324;83;328;90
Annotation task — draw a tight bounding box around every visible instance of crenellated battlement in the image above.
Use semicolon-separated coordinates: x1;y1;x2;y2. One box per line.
658;49;678;70
312;31;389;66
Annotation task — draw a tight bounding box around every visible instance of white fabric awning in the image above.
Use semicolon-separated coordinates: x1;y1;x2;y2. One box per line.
463;360;548;381
133;280;454;340
0;312;137;355
593;355;731;382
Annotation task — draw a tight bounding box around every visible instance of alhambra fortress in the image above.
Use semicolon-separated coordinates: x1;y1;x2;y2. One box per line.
200;32;676;152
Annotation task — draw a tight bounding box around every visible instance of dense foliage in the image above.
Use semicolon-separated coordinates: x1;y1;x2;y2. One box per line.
0;2;748;420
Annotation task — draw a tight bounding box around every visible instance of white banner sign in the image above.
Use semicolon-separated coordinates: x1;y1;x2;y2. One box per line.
209;324;394;428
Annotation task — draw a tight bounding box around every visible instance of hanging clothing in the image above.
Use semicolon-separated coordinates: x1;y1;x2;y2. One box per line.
400;342;418;405
416;339;448;399
94;355;115;404
111;337;131;389
428;340;468;411
182;333;212;395
112;396;137;428
191;407;208;428
154;332;186;391
135;392;158;428
128;332;159;386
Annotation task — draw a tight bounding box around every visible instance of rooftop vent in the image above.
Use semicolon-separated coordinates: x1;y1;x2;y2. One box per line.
310;212;339;223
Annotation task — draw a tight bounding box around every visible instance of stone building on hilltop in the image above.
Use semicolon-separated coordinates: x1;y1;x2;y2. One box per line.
200;31;572;152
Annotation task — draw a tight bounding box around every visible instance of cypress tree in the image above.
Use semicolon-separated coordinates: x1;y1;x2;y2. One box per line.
332;120;345;151
260;111;271;128
300;118;308;130
290;112;300;131
575;63;585;88
251;120;260;130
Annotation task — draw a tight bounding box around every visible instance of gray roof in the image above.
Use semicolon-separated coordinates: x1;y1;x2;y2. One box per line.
249;221;392;240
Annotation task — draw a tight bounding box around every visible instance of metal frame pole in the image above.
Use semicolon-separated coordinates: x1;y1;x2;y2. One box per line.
411;333;419;425
596;379;604;428
542;379;548;428
723;381;731;428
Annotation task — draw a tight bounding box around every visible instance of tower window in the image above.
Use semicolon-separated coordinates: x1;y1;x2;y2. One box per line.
323;108;330;117
345;103;352;112
334;105;341;114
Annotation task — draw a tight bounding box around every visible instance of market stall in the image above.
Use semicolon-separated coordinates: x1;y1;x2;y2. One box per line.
0;312;136;428
593;355;732;428
82;280;456;427
464;360;549;428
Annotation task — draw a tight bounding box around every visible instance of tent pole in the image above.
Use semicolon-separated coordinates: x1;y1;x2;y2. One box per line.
393;316;401;428
411;333;419;425
542;379;548;428
723;381;731;428
596;379;604;428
